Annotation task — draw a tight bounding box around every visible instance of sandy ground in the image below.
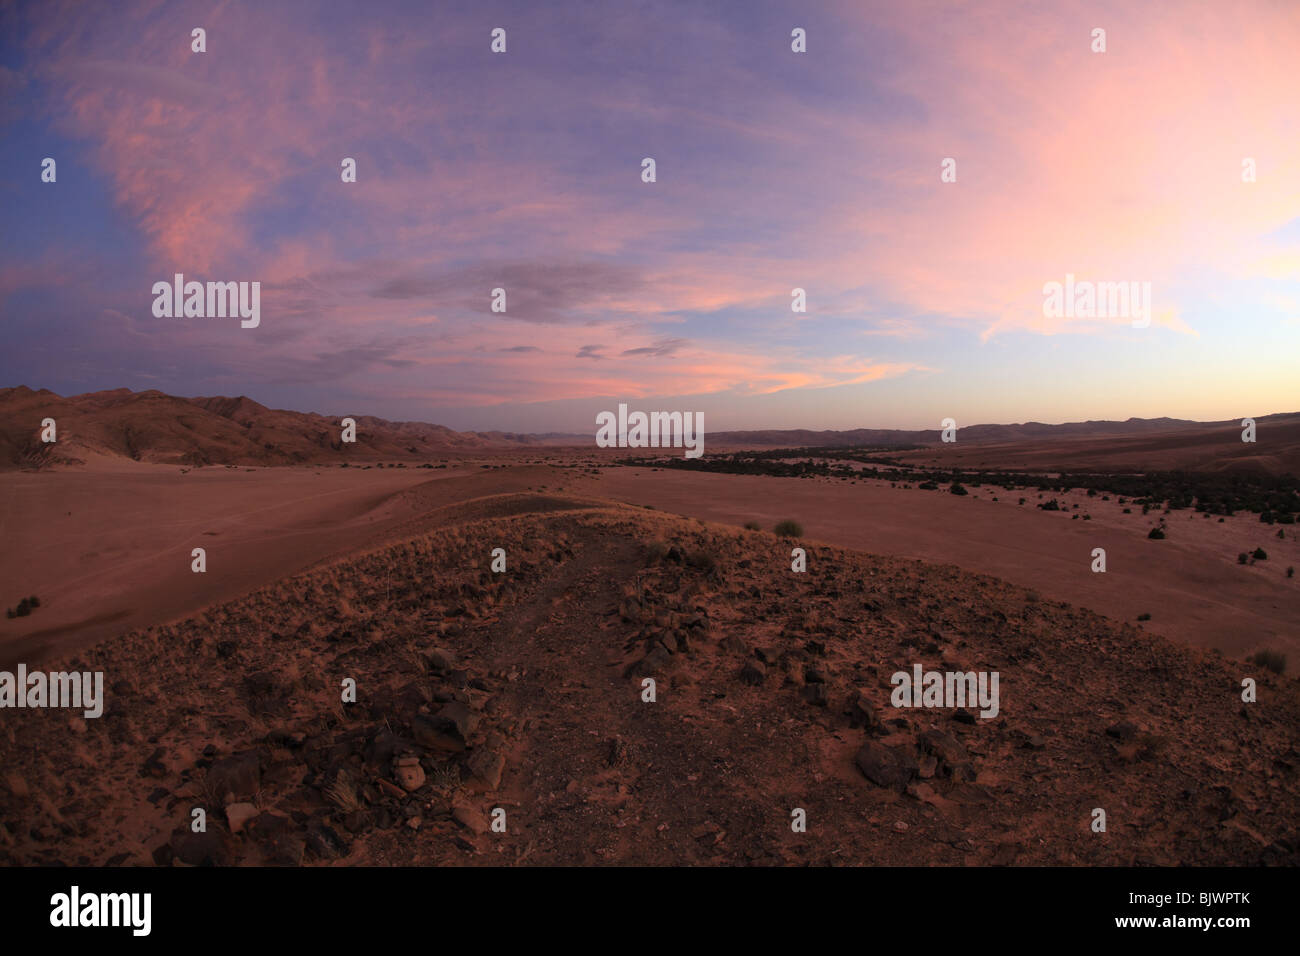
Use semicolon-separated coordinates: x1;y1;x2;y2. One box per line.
2;459;1295;672
0;464;442;664
571;468;1300;668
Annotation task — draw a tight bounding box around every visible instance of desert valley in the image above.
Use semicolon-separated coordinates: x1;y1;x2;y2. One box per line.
1;386;1296;867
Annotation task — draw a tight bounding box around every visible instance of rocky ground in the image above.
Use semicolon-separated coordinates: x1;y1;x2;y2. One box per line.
1;494;1297;866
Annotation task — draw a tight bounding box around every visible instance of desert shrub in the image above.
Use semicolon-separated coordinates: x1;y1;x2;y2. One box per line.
1019;497;1026;505
1039;499;1060;511
918;481;938;491
1249;649;1286;675
1278;529;1286;539
774;520;803;537
14;598;31;617
1137;612;1151;621
645;541;668;562
1123;508;1131;513
949;482;968;496
28;595;39;607
1287;566;1294;578
743;520;762;531
1238;553;1249;564
1252;547;1268;560
1148;527;1165;539
686;549;718;573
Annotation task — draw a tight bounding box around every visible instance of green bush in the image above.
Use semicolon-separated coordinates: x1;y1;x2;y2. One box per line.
1148;527;1165;540
774;520;803;538
743;520;762;531
1253;547;1268;560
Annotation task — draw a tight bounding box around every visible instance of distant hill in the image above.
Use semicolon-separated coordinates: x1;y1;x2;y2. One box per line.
0;386;541;469
712;416;1252;447
2;385;1295;473
709;414;1300;475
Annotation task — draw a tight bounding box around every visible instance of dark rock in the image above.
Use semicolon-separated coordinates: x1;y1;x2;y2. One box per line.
246;812;305;866
206;749;261;803
432;701;480;739
624;645;671;678
172;828;232;866
800;683;829;706
1106;721;1138;741
720;634;749;655
849;691;879;730
305;823;350;861
854;740;916;791
413;714;467;753
466;748;506;791
141;747;167;778
918;729;970;767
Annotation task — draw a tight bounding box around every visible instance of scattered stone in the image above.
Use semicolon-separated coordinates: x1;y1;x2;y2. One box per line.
850;692;879;730
452;805;488;835
425;647;456;673
413;714;468;753
605;736;628;767
246;812;305;865
855;740;916;791
141;747;168;779
918;729;969;768
1106;721;1138;741
206;750;261;804
393;757;426;792
225;802;258;834
305;823;349;860
171;828;232;866
800;683;828;706
466;748;506;791
625;645;671;677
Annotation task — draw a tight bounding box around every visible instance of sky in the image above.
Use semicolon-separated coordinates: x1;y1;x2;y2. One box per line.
1;0;1297;433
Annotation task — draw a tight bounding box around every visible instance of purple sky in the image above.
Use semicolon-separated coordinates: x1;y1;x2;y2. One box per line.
2;0;1298;431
